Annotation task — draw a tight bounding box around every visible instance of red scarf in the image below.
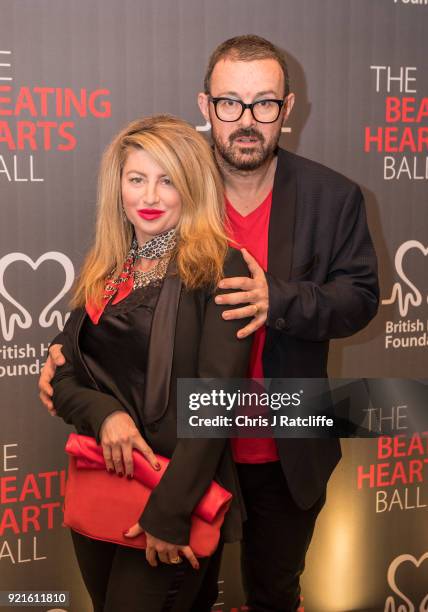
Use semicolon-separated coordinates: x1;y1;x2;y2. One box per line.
85;252;135;325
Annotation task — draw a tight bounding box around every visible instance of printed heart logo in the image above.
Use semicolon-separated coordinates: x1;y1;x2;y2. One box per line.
382;240;428;317
384;552;428;612
0;251;74;341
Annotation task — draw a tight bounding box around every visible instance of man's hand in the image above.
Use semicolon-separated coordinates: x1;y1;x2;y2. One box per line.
124;525;199;569
38;344;66;415
215;248;268;339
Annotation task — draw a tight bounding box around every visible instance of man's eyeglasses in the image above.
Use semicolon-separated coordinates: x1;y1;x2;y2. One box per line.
209;96;286;123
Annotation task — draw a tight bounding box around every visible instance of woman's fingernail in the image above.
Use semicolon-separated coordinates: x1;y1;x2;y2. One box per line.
118;472;123;478
155;463;161;470
127;474;133;480
108;468;114;474
123;530;129;537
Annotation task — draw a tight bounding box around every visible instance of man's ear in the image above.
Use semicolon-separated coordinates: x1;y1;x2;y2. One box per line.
282;93;295;124
197;92;210;123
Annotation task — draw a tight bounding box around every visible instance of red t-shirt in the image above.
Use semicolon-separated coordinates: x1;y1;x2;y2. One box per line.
226;191;279;463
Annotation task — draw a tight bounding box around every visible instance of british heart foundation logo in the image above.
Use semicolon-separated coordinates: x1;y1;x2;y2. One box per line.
381;240;428;350
384;552;428;611
0;251;74;341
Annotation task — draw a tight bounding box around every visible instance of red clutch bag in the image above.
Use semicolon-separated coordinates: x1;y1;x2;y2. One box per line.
62;433;232;557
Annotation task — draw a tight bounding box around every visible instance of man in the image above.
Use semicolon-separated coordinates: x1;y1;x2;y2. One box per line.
39;35;378;612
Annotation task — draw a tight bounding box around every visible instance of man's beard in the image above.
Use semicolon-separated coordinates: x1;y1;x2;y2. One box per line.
212;126;281;171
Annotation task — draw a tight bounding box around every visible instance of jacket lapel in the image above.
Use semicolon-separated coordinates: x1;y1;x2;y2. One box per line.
143;264;182;424
268;148;296;281
264;148;297;354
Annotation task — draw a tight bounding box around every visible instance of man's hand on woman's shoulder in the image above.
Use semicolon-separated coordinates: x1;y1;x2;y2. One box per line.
215;248;268;338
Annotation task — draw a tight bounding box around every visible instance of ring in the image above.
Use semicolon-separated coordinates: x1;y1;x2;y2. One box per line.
170;556;182;564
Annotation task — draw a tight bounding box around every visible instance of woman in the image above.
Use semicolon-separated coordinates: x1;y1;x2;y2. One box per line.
51;115;252;612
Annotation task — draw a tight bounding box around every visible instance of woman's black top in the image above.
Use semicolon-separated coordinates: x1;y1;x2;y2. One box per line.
79;283;161;422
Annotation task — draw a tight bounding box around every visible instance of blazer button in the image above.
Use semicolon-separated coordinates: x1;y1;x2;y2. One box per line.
275;318;286;330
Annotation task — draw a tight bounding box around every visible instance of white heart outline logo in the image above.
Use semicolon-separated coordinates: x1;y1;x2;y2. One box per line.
384;552;428;612
382;240;428;317
0;251;74;341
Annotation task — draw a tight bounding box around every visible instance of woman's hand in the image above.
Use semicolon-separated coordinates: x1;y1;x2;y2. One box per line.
123;524;199;569
99;411;160;476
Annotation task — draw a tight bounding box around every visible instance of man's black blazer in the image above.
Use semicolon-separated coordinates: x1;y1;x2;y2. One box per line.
52;249;253;545
263;148;379;509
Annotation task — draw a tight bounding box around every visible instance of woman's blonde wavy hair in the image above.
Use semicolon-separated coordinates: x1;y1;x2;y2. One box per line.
72;115;228;308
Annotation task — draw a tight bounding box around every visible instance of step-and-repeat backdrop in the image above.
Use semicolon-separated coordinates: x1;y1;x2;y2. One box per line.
0;1;427;611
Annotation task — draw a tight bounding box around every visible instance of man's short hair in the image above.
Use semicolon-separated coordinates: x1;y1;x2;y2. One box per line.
204;34;290;97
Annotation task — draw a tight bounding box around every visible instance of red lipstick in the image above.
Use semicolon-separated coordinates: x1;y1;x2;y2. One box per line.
137;209;165;220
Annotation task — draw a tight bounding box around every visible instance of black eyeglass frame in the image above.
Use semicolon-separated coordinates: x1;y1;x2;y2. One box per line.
208;96;286;123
